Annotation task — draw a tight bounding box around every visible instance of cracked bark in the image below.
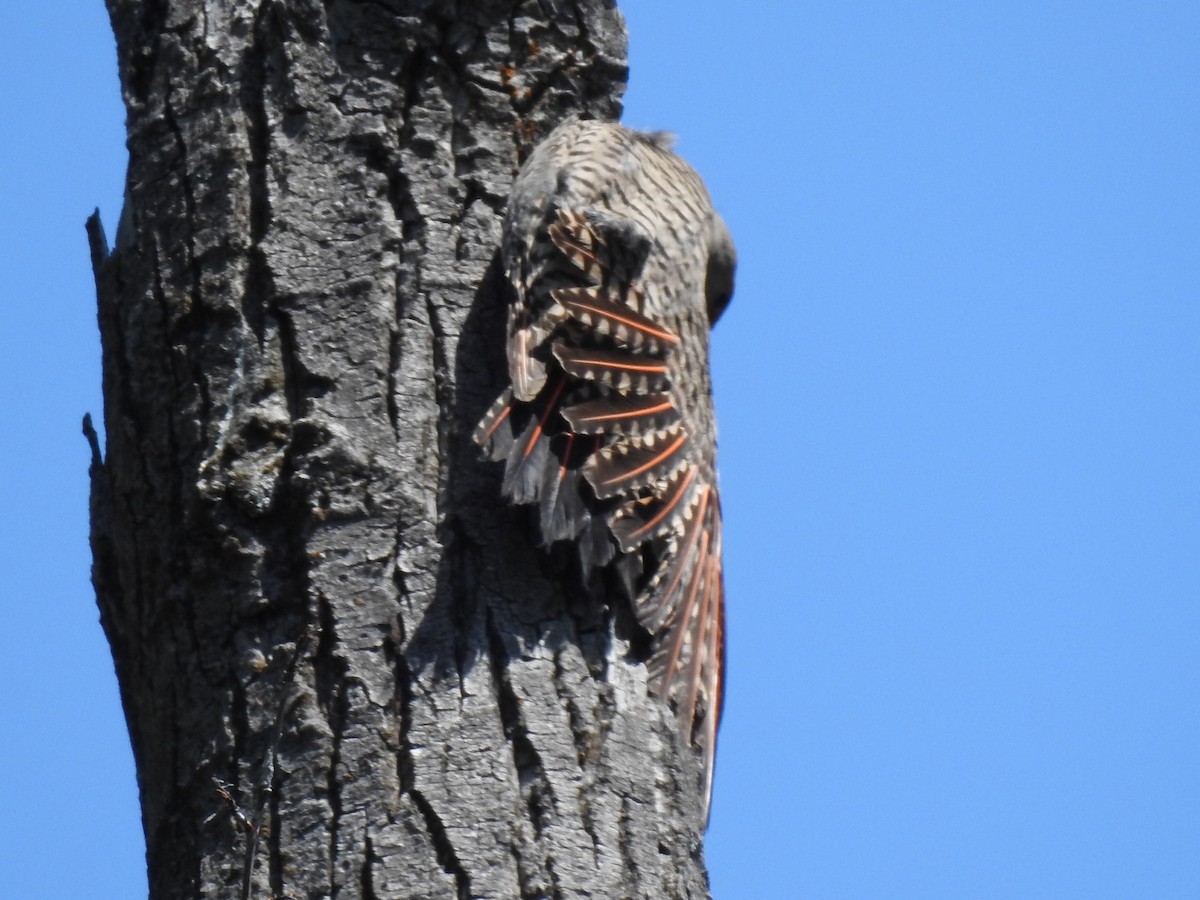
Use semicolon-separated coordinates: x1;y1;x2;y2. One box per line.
89;2;712;898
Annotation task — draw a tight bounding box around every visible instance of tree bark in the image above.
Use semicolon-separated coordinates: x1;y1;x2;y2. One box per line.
89;1;711;898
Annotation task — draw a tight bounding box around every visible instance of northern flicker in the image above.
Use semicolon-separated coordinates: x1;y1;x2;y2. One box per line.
475;117;735;819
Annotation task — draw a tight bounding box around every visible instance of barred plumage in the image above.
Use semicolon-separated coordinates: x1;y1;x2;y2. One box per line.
475;118;736;821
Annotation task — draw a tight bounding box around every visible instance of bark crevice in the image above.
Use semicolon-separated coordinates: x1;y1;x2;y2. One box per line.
409;784;472;899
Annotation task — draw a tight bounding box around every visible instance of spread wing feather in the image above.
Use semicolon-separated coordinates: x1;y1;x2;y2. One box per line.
550;343;670;395
552;286;679;354
560;393;680;435
608;464;700;551
476;142;728;822
585;426;690;499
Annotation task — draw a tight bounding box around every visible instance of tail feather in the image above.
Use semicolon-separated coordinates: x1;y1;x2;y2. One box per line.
639;483;713;633
644;484;725;822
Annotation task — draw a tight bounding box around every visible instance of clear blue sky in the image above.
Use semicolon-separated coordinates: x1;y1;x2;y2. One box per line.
2;3;1196;897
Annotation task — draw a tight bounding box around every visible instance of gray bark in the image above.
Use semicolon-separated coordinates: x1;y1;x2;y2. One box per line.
88;1;711;898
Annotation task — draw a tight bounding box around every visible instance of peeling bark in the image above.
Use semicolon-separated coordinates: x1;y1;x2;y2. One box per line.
89;2;711;897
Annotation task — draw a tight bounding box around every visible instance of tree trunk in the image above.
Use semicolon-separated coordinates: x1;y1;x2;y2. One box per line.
88;1;711;898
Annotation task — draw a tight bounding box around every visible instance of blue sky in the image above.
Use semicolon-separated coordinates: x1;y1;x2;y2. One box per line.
2;3;1197;897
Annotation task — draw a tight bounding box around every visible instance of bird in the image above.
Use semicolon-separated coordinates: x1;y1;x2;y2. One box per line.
474;117;735;821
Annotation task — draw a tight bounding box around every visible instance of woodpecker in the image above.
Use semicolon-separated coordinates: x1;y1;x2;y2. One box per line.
475;117;735;819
